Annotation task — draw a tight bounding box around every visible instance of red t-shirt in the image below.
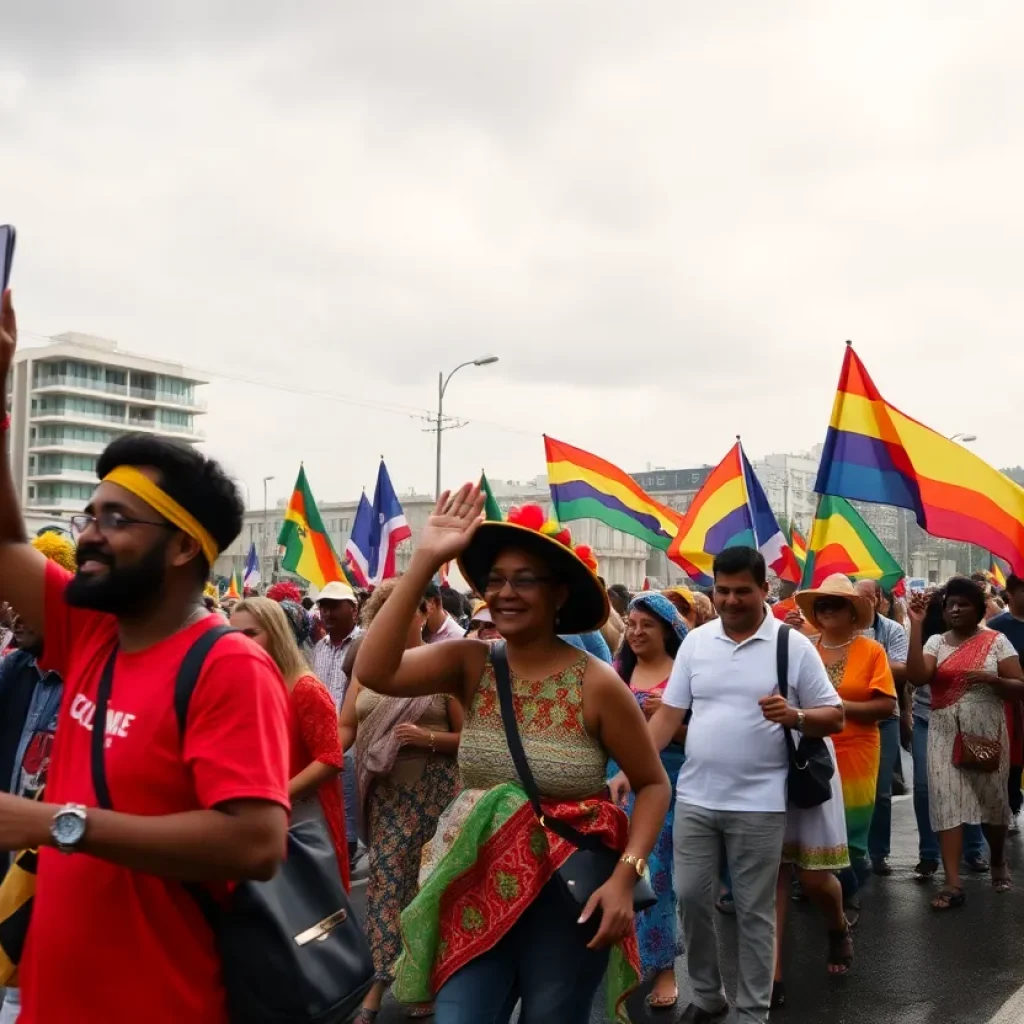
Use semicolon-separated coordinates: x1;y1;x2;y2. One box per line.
20;562;291;1024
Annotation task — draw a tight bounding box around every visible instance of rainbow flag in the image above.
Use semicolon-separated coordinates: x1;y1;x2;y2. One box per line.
277;466;348;590
989;557;1008;590
544;435;681;550
801;495;904;591
668;442;800;586
790;525;808;569
816;344;1024;575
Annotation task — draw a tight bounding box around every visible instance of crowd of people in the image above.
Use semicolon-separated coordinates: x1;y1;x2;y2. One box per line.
0;289;1022;1024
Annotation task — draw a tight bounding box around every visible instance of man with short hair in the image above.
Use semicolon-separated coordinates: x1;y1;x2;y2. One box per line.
856;579;909;877
312;581;361;707
649;547;844;1024
422;581;463;643
0;279;291;1024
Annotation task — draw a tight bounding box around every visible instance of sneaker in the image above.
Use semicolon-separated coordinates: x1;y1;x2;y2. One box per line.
871;858;893;876
914;859;939;879
965;854;990;874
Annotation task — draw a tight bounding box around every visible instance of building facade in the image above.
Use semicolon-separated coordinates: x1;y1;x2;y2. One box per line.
6;332;206;519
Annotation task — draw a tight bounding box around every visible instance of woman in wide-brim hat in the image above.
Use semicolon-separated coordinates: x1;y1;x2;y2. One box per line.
795;574;896;930
353;485;670;1024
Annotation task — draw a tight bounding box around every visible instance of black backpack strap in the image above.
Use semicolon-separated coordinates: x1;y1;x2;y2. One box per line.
173;624;237;739
776;623;799;762
90;648;119;810
490;641;603;853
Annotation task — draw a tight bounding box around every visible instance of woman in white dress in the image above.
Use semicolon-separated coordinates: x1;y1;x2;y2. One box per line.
907;576;1024;910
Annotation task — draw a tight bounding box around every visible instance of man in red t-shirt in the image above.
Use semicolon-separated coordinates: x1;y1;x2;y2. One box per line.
0;290;291;1023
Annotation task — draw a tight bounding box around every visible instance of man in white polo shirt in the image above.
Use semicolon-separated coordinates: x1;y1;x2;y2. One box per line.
648;547;843;1024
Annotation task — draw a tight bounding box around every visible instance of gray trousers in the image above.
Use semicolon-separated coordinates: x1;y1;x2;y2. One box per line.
673;802;787;1024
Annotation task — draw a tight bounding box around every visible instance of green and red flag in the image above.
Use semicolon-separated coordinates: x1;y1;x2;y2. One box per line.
277;466;348;590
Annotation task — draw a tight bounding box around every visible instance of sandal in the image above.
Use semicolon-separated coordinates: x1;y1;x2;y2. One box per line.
930;886;965;911
771;980;786;1008
992;866;1013;894
645;988;679;1011
827;926;854;975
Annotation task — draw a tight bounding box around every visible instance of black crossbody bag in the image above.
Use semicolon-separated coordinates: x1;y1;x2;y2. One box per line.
91;625;374;1024
490;642;656;932
776;624;834;809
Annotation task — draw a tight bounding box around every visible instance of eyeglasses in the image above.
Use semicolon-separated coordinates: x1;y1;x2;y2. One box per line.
69;511;173;538
483;574;553;595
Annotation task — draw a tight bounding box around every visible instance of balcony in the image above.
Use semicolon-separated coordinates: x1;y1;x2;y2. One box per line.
33;376;128;397
32;409;127;427
28;468;97;484
126;416;205;441
29;439;110;455
128;387;207;411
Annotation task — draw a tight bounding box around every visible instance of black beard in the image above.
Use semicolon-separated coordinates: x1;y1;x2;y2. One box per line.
65;538;169;615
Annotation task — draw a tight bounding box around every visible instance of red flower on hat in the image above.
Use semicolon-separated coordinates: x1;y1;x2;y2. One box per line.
505;504;598;573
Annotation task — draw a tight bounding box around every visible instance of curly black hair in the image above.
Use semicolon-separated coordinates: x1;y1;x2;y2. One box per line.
96;433;244;575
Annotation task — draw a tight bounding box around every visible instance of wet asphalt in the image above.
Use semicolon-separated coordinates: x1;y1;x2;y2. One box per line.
355;769;1024;1023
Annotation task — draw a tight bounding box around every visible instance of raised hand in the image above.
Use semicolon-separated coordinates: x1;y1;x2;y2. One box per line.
0;290;16;370
907;592;928;625
416;483;485;567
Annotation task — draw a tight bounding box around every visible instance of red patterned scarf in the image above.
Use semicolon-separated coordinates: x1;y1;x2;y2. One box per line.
931;630;999;711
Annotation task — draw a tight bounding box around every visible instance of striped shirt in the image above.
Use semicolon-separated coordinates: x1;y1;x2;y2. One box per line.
311;628;363;709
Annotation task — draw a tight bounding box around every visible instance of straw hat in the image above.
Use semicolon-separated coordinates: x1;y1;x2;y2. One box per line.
795;573;874;632
458;504;608;635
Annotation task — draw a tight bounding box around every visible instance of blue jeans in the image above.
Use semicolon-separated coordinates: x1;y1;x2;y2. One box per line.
434;880;609;1024
868;718;901;862
912;716;985;861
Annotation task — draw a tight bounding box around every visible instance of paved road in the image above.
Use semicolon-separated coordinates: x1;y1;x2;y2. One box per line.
353;782;1024;1022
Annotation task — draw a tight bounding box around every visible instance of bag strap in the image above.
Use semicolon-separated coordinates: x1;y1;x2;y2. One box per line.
173;625;237;738
490;641;605;853
775;624;800;763
90;649;119;811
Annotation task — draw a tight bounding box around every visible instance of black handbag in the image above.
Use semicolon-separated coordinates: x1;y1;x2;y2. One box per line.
91;625;375;1023
776;624;835;809
490;642;656;933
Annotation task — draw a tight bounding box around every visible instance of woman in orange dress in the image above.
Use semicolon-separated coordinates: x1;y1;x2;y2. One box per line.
796;575;896;926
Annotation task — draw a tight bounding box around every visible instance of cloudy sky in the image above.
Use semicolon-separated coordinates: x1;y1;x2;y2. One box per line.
3;1;1022;508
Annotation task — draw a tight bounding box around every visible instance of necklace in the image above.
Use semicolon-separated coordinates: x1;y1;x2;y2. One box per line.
820;639;853;650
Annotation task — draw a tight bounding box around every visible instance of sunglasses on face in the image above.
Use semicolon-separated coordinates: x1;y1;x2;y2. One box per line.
813;597;851;615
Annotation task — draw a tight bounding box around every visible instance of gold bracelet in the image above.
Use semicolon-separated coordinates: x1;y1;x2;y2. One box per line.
429;731;436;754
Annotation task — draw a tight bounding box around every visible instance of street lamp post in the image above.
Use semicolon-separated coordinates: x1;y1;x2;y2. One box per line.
262;475;275;591
435;356;499;499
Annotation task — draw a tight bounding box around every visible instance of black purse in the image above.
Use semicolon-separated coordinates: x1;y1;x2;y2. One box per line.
490;642;656;933
91;626;375;1024
776;625;835;809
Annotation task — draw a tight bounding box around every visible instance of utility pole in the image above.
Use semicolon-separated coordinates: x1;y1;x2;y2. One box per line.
262;475;274;591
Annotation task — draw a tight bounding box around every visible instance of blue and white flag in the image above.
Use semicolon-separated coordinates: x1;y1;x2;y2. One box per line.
345;461;411;587
243;542;261;590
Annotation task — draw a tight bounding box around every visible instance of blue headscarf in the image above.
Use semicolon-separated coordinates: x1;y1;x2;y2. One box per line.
279;599;312;647
628;592;689;643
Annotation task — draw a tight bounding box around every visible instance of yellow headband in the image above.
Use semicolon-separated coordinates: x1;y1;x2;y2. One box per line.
103;465;219;566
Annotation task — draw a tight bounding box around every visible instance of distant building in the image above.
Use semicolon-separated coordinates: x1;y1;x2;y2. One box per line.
5;332;205;527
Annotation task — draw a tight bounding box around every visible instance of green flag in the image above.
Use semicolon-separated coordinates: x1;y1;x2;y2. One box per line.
480;471;503;521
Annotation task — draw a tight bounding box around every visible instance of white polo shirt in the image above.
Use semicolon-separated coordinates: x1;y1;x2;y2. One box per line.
663;608;840;813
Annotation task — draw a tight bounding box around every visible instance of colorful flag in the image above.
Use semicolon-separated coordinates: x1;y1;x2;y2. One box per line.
225;569;241;601
816;343;1024;575
989;557;1008;590
277;466;347;590
668;442;801;586
789;525;808;569
346;460;412;587
480;470;503;522
242;543;261;590
801;495;904;591
544;435;682;551
344;494;374;589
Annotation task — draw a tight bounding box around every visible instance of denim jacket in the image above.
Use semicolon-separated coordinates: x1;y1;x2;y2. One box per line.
9;659;63;798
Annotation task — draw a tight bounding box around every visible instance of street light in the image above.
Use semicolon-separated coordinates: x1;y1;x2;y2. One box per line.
435;356;500;499
262;475;275;591
949;433;977;443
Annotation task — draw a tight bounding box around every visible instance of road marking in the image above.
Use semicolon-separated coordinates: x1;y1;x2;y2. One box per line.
989;982;1024;1023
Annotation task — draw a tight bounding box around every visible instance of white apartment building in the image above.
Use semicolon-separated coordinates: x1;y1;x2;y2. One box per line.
6;332;206;524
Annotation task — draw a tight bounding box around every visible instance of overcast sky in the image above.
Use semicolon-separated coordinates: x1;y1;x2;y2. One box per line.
4;1;1022;509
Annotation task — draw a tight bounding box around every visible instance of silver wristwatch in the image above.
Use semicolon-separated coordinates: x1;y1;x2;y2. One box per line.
50;803;88;853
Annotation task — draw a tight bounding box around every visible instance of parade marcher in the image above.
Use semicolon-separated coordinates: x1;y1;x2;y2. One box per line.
229;597;349;888
648;547;844;1024
340;580;462;1023
856;579;910;877
607;592;689;1010
423;582;464;643
465;599;501;642
355;495;670;1024
907;578;1024;910
0;287;291;1024
796;575;896;926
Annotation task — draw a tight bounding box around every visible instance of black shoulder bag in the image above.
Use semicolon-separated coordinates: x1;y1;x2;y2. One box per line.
490;642;656;934
91;625;374;1024
776;624;835;809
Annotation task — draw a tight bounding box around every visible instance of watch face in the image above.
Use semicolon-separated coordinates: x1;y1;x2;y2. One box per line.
52;810;86;847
